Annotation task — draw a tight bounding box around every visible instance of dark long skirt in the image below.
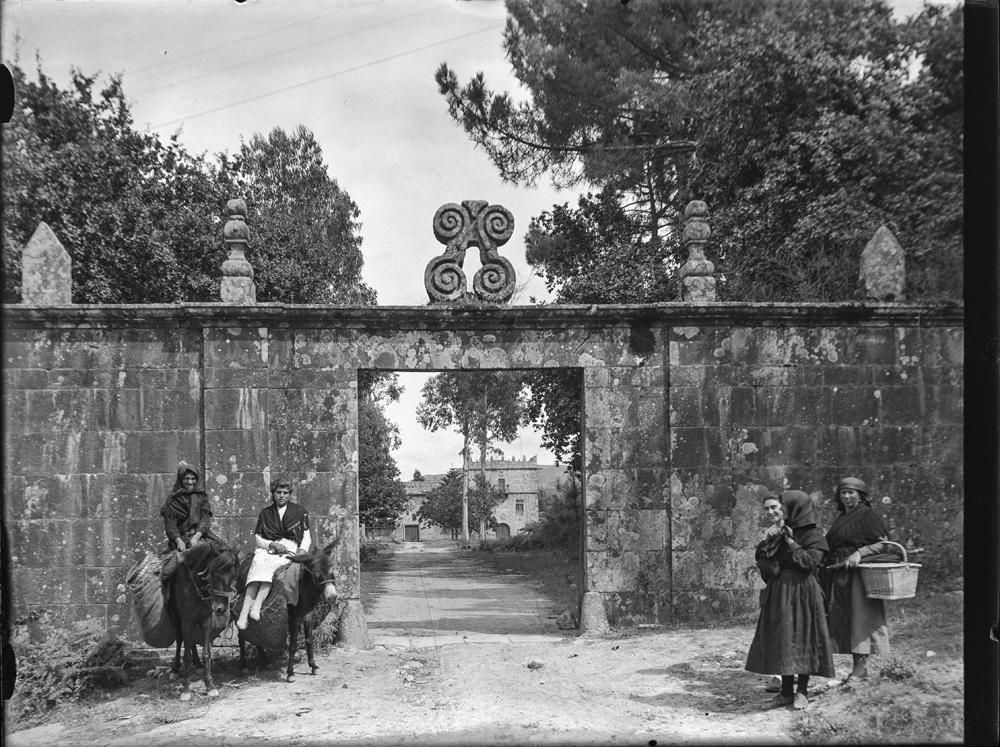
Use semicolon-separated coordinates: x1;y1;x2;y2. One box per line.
821;566;890;655
745;570;835;677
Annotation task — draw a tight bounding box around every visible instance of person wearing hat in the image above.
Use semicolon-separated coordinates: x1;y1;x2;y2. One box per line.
820;476;894;683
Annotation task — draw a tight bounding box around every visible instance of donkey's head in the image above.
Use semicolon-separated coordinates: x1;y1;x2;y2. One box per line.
201;546;241;623
291;540;339;602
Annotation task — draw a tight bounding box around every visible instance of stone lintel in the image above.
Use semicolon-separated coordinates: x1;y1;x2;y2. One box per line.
0;301;965;331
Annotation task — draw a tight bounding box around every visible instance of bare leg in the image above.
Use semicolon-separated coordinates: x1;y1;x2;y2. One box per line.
236;582;259;630
249;582;271;621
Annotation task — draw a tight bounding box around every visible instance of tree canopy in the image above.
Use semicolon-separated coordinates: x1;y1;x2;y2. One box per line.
3;63;376;305
358;371;408;528
437;0;962;303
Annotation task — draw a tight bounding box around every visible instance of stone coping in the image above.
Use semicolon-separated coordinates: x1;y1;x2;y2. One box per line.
1;302;963;329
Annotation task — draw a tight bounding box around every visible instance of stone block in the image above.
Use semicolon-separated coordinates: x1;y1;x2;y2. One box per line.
5;474;86;520
604;591;657;627
125;519;171;556
829;387;880;425
918;425;962;465
206;430;270;472
204;327;270;368
925;385;963;424
7;369;49;390
266;430;341;473
586;549;640;592
204;388;268;431
816;426;863;466
21;222;72;304
18;605;109;643
13;567;88;604
846;328;897;365
269;388;351;430
84;473;163;519
860;425;920;464
860;225;905;301
763;427;817;467
86;566;129;604
3;390;27;433
670;427;723;468
876;386;921;424
204;366;272;389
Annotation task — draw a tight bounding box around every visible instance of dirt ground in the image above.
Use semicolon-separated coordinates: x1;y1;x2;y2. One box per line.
1;544;894;746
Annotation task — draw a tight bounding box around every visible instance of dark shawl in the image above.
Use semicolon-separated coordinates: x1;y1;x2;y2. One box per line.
824;504;890;565
159;462;221;545
756;491;827;581
254;501;310;546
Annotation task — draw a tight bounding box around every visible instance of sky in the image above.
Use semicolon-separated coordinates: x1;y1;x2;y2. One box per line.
0;0;955;478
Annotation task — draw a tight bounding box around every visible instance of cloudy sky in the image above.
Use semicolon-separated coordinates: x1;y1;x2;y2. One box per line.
1;0;953;478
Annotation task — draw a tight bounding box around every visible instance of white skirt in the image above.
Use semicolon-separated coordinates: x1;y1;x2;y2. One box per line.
246;540;296;584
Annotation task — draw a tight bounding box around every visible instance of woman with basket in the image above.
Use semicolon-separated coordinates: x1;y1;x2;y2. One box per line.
820;476;898;683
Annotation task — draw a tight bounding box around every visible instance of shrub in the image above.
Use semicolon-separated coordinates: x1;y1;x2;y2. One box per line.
359;538;386;566
517;477;581;552
8;610;130;727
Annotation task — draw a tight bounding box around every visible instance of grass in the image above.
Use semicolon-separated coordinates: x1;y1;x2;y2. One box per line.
469;546;581;616
793;583;964;744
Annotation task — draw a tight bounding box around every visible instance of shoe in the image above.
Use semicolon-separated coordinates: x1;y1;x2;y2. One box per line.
764;675;790;693
793;693;809;710
762;693;793;710
841;672;868;686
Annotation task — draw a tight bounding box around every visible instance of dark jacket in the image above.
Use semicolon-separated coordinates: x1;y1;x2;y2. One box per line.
159;462;223;548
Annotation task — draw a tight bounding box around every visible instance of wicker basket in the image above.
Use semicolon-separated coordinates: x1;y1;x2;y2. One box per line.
125;551;176;647
858;541;921;600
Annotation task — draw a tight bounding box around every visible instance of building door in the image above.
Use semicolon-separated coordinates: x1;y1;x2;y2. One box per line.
404;524;420;542
495;523;510;541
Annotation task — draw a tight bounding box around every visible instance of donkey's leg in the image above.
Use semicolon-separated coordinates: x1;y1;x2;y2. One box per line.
190;640;203;671
170;635;183;680
303;615;319;674
286;609;299;683
203;623;219;697
238;634;249;675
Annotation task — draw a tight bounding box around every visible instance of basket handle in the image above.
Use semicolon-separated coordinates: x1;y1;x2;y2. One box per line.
881;540;908;565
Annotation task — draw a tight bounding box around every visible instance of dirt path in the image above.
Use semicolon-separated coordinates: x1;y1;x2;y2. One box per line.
7;545;814;746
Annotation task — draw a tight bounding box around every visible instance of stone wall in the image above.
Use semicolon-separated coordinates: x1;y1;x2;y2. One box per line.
2;302;962;637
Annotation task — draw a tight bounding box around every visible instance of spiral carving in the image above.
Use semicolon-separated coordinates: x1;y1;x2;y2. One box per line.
432;203;467;244
473;257;515;303
424;199;517;304
477;204;514;246
424;257;467;302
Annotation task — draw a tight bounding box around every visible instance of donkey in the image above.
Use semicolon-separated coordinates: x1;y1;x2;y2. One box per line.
236;540;339;683
164;542;241;696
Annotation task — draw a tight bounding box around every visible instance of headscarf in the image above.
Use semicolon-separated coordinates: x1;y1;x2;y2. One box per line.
759;493;784;558
782;490;818;529
834;476;870;513
170;461;206;498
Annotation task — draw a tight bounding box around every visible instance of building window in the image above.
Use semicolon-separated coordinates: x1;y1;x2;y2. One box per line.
498;477;506;492
515;498;524;515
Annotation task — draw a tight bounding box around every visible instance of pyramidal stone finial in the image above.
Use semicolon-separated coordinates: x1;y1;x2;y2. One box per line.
220;198;256;304
679;200;717;302
21;222;72;304
860;224;905;301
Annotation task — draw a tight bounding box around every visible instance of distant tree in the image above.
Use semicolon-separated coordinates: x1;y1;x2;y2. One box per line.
416;372;528;541
2;64;222;303
357;371;407;529
412;470;424;482
217;125;377;304
415;468;464;534
467;474;506;534
521;369;582;474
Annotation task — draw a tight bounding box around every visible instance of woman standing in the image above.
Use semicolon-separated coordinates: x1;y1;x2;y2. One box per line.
821;476;892;683
235;479;312;630
745;491;835;710
160;462;224;552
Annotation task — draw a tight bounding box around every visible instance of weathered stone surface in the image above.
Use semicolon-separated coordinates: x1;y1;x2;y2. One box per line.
860;225;905;301
1;303;963;635
336;599;372;648
579;591;611;635
21;222;73;305
220;198;257;304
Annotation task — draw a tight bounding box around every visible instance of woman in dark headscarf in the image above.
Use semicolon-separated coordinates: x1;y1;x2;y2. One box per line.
745;491;835;710
820;476;893;683
159;461;224;553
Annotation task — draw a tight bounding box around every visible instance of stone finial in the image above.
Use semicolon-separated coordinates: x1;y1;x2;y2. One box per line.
220;198;257;304
424;200;516;304
20;222;72;304
860;225;905;301
679;200;717;302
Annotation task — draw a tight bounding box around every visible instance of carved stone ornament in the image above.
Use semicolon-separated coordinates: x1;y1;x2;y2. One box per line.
679;200;717;302
424;200;516;304
220;198;257;304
